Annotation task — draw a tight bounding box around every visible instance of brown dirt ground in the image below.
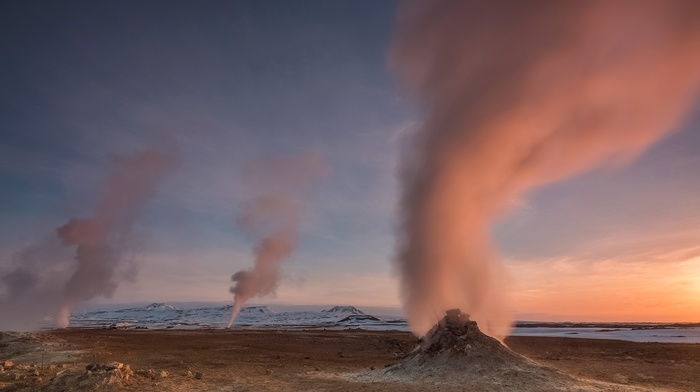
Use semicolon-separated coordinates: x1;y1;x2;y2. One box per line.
1;329;698;391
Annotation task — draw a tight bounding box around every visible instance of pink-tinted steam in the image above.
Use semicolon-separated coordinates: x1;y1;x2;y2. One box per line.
227;153;327;328
391;0;700;338
55;150;176;328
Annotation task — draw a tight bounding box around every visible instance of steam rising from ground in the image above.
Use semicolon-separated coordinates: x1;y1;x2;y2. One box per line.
227;153;327;328
0;150;176;330
54;150;176;328
391;0;700;338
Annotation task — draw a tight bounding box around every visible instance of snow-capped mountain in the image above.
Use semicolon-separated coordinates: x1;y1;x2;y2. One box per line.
143;303;179;311
322;306;365;315
239;306;275;314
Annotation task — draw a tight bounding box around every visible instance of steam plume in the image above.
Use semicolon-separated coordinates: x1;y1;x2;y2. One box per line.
0;239;71;330
391;0;700;337
227;153;327;328
55;150;176;328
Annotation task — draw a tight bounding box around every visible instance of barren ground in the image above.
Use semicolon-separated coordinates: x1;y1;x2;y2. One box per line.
1;329;698;391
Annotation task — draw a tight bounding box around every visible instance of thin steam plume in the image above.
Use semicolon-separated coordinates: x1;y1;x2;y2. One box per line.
55;150;176;328
227;153;327;328
391;0;700;338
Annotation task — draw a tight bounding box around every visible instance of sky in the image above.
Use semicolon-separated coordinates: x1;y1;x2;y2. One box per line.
1;0;699;323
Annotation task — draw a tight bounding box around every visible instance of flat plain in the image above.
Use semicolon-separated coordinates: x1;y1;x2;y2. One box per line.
1;329;699;391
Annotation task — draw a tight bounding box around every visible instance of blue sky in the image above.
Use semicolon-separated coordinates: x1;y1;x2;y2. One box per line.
2;1;699;320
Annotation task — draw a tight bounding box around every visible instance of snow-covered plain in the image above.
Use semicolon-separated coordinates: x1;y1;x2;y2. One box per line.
66;303;409;331
510;326;700;344
62;303;700;343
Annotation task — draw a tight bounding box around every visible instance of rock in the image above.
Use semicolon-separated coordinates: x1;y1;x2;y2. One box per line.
265;369;273;375
304;356;310;360
29;368;39;376
3;360;14;369
612;373;629;384
86;364;97;372
48;364;57;370
160;370;168;378
122;365;133;380
105;374;121;385
0;365;4;372
194;371;203;379
445;308;470;325
186;370;194;378
314;367;320;371
105;362;123;371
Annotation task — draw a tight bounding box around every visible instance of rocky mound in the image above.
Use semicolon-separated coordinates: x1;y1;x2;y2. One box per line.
359;309;649;391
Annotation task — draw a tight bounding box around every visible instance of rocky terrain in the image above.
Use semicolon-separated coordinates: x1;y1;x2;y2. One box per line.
1;325;699;391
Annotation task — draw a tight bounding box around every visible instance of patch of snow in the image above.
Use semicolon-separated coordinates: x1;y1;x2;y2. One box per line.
510;326;700;344
338;315;380;323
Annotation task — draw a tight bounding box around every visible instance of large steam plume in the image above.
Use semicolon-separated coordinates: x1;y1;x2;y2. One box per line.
226;153;327;328
0;239;72;330
0;149;176;330
53;150;176;328
391;0;700;338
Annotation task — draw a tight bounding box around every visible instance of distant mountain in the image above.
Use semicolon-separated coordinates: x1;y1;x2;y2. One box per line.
240;306;275;314
112;303;179;312
322;306;365;315
64;303;410;332
143;303;179;311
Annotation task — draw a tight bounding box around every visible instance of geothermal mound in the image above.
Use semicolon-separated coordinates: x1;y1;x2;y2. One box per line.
361;309;647;392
